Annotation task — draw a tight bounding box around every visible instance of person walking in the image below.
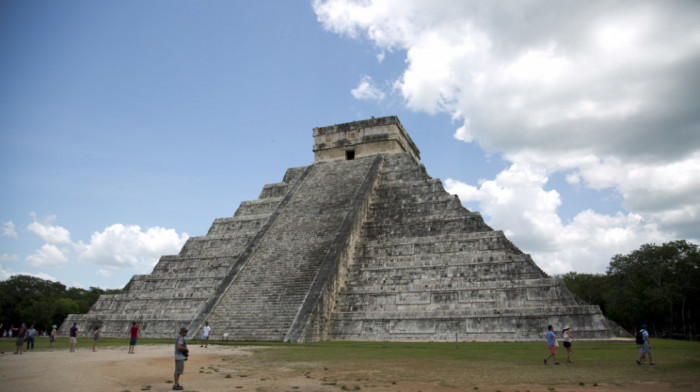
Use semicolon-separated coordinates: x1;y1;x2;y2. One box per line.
173;327;189;391
544;325;559;365
69;322;78;352
92;326;100;352
636;324;654;365
200;321;211;348
128;322;140;354
562;326;573;363
49;325;57;348
26;323;37;350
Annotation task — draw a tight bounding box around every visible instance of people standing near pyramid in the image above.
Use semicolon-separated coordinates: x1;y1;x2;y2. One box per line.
562;326;573;363
69;322;78;352
544;325;559;365
128;322;140;354
200;321;210;348
14;322;26;354
92;326;100;352
25;323;36;350
50;325;57;348
173;326;189;391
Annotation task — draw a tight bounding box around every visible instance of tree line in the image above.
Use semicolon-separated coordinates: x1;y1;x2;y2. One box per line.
0;275;120;334
562;240;700;338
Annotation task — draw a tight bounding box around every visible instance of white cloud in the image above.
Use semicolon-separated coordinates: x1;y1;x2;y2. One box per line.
446;168;669;274
0;263;58;282
2;221;18;238
96;268;112;278
26;244;69;267
79;224;189;271
351;75;386;102
27;215;72;244
1;253;20;263
0;264;11;280
315;0;700;273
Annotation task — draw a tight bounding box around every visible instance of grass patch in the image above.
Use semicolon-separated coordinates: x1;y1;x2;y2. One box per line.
3;337;699;389
220;339;700;388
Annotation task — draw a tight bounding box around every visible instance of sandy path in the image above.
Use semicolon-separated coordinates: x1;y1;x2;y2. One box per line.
0;344;268;392
0;344;693;392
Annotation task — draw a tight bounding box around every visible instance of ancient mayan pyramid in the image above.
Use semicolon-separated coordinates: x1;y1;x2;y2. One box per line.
62;116;622;341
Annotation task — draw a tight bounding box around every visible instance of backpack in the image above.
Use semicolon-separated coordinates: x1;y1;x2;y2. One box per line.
635;330;645;344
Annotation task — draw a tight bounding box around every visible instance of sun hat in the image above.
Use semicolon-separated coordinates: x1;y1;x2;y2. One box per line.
564;326;570;330
52;325;57;328
179;327;188;333
641;324;648;329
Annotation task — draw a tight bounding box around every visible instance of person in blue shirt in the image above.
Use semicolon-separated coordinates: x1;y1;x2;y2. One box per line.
636;324;654;365
544;325;559;365
25;324;37;350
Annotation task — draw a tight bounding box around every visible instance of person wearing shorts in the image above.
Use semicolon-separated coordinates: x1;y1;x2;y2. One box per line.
562;326;573;363
14;322;26;355
544;325;559;365
128;322;140;354
69;322;78;352
636;324;654;365
200;321;210;348
173;327;189;390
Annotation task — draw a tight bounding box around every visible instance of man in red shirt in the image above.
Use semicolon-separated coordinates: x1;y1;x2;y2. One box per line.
128;322;140;354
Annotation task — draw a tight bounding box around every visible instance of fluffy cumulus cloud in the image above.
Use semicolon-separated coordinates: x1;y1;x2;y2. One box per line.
23;214;189;276
351;75;386;101
26;244;69;267
315;0;700;273
2;221;18;238
27;215;72;244
79;224;189;271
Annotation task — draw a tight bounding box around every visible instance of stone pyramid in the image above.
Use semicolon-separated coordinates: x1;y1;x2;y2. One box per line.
62;116;623;341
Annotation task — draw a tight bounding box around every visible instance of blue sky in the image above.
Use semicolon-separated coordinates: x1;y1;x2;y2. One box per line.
2;0;699;289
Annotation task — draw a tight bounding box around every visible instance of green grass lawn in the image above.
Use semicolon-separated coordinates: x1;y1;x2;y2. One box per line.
2;337;698;388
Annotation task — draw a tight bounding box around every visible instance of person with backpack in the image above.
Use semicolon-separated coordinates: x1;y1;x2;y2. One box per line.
636;324;654;365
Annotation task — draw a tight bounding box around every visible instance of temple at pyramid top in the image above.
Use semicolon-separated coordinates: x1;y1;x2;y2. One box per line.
313;116;420;164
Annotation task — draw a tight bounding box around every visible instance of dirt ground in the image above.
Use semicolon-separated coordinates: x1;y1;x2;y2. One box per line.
0;344;694;392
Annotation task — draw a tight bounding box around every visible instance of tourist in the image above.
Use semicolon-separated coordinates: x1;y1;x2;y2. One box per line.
129;322;141;354
92;326;100;352
69;322;78;352
543;325;559;365
636;324;654;365
50;325;57;348
173;326;189;391
562;326;573;363
26;323;37;350
200;321;211;348
14;322;27;355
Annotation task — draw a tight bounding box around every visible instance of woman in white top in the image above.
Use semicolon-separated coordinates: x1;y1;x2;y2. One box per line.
562;326;574;363
200;321;211;348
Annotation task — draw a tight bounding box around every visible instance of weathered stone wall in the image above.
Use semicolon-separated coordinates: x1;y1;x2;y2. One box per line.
313;116;420;164
62;116;623;341
59;165;309;338
326;152;621;341
203;156;381;341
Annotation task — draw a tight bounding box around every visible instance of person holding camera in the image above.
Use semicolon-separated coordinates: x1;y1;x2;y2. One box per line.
173;327;189;390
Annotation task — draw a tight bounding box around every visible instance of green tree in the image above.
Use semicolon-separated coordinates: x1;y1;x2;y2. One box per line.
564;240;700;337
0;274;120;331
